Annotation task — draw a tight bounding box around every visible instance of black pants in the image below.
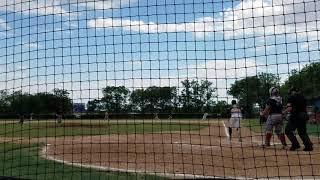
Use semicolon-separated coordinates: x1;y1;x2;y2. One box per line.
285;112;312;147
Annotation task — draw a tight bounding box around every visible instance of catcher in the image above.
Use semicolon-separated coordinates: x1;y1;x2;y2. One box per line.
260;87;287;148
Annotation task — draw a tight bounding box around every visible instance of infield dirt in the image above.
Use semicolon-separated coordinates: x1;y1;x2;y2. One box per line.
39;122;320;179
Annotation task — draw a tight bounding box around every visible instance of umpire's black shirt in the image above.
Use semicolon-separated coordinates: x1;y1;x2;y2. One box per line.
288;93;307;114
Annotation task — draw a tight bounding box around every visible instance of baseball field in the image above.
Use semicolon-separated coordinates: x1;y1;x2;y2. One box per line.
0;119;319;179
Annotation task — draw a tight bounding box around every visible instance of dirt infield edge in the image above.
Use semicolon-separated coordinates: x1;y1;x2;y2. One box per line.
40;143;248;180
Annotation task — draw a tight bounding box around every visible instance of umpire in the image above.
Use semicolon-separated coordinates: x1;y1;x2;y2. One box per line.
284;87;313;151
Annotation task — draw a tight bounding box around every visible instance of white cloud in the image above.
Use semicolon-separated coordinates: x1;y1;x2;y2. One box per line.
23;43;40;49
88;17;215;37
74;0;139;10
88;0;320;41
0;0;74;16
64;22;78;28
0;0;139;18
198;59;260;79
0;32;7;37
301;42;310;50
219;0;320;39
0;19;10;30
300;40;320;51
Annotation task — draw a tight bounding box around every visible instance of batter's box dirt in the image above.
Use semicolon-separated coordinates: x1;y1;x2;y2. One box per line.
41;123;320;179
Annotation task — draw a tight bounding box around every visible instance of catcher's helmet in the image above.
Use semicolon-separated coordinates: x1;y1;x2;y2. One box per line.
269;87;279;96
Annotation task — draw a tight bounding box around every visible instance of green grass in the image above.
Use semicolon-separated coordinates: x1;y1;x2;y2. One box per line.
0;121;207;138
241;119;265;133
0;143;162;180
306;123;320;137
241;119;320;136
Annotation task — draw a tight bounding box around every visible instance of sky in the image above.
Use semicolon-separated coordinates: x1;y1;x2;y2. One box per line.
0;0;319;103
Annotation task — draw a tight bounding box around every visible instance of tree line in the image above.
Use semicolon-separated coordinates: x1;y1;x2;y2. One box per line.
86;80;227;115
0;62;319;118
0;89;72;116
87;62;320;117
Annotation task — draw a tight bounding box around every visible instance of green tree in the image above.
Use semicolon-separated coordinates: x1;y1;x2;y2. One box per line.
0;89;72;115
87;99;103;113
52;89;72;114
31;92;56;114
179;80;216;112
130;89;146;112
198;80;216;112
0;90;9;113
179;80;192;111
101;86;130;113
145;86;177;113
7;91;31;115
228;73;279;117
281;62;320;99
212;101;230;118
130;87;177;113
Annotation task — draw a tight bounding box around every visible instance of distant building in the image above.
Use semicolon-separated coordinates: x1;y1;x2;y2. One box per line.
72;103;86;113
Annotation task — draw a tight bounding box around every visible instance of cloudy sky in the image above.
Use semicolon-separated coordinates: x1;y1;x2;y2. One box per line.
0;0;319;102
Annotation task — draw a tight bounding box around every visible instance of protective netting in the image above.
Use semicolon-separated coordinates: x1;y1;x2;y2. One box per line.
0;0;319;179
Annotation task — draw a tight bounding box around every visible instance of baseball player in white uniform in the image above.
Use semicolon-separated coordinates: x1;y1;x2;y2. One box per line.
226;100;242;142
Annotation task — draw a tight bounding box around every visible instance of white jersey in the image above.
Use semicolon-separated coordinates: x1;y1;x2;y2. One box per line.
230;105;242;118
226;105;242;128
202;113;209;120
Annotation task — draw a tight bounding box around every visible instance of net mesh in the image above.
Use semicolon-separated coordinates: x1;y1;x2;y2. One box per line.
0;0;319;179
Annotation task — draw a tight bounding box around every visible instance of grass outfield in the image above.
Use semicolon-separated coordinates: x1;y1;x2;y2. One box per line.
0;143;162;180
0;120;209;138
241;119;320;136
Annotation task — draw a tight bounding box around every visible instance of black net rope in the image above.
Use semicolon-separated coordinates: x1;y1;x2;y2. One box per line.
0;0;319;179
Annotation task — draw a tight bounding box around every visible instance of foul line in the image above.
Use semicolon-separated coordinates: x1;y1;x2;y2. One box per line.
222;120;230;139
41;144;249;180
222;121;282;146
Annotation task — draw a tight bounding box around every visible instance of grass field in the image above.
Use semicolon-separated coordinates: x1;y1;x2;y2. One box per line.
0;120;208;138
241;119;320;136
0;143;162;180
0;119;320;179
0;120;208;179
